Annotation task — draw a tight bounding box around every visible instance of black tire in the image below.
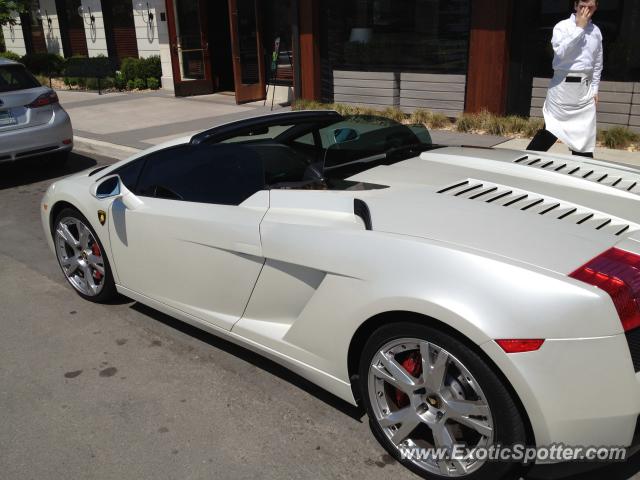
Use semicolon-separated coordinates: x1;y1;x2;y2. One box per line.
358;321;527;480
52;207;117;303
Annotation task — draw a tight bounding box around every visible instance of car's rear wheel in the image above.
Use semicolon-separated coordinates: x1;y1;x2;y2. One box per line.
359;322;526;480
53;207;116;303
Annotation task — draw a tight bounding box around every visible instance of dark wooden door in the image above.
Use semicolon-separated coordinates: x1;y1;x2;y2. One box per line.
166;0;215;96
228;0;265;103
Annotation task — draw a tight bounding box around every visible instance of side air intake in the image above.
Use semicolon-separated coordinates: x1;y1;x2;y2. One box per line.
513;155;640;195
438;179;633;236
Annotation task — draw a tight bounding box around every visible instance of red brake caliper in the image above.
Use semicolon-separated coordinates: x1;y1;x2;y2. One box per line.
395;352;422;408
91;242;103;280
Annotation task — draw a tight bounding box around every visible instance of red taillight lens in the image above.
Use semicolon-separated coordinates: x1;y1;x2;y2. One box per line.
570;248;640;332
27;91;58;108
496;339;545;353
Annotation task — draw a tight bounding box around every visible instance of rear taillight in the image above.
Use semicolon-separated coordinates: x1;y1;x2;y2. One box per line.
570;248;640;332
496;339;545;353
27;91;58;108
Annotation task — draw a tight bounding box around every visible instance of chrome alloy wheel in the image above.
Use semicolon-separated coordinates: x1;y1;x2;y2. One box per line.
55;216;105;297
368;338;494;477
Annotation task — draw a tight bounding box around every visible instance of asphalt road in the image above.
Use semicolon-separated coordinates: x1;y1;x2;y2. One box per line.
0;151;638;480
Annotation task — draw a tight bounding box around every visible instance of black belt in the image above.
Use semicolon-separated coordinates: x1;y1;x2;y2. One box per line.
565;76;582;83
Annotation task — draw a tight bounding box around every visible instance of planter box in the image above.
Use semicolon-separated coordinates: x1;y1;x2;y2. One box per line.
531;78;639;132
400;73;467;117
332;70;400;109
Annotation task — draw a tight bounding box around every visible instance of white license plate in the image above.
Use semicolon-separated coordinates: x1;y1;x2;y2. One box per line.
0;109;17;126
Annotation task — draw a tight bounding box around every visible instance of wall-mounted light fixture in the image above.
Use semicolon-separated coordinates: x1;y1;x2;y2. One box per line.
35;9;53;30
77;5;95;26
135;2;154;25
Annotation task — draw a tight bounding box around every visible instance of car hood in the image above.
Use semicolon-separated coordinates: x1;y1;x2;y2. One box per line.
350;146;640;274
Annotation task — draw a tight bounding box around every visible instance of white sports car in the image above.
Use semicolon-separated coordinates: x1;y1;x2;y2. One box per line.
41;111;640;479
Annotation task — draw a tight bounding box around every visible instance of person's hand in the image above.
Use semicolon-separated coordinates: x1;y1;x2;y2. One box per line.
575;5;592;28
594;94;599;105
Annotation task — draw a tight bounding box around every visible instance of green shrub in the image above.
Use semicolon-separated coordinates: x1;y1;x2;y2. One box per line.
485;116;507;136
34;74;49;86
146;77;160;89
114;72;127;90
291;99;326;111
120;57;138;82
523;118;544;137
0;51;21;62
428;112;450;129
20;52;65;76
381;106;406;123
410;108;431;125
126;79;135;90
597;127;639;149
119;56;161;83
455;114;475;132
503;115;529;134
133;77;146;89
142;56;162;79
409;109;450;129
64;55;113;78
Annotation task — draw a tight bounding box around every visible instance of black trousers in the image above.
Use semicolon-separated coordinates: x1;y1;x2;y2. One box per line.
527;127;594;158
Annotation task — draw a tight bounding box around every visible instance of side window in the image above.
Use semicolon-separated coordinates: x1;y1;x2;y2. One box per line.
292;132;315;146
114;158;145;191
220;124;296;143
136;144;265;205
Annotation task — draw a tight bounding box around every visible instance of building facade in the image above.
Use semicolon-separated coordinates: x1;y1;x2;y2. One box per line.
2;0;639;132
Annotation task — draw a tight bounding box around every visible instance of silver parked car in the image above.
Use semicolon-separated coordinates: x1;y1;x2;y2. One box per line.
0;58;73;166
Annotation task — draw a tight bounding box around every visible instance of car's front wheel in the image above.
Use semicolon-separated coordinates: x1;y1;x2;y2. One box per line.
359;322;527;480
53;207;117;303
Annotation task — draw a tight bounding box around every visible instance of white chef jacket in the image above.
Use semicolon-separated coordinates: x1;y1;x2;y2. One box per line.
551;14;603;93
541;13;603;153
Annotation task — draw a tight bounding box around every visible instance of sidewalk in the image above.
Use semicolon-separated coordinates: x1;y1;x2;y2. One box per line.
59;90;640;167
59;89;284;158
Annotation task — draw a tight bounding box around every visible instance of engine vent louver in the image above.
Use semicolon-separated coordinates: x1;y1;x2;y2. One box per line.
514;155;640;195
437;180;632;236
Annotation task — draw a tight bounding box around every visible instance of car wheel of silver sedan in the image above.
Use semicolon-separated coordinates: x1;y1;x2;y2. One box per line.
359;322;527;480
53;207;116;302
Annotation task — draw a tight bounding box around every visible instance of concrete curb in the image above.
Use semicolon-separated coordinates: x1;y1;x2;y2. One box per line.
73;136;141;161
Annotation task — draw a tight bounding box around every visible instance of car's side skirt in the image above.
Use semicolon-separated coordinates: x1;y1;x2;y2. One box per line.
116;284;357;405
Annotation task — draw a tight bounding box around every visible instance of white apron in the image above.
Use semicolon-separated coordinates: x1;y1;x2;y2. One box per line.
542;71;597;153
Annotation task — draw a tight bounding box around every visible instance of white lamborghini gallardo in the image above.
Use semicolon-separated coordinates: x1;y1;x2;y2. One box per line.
41;111;640;479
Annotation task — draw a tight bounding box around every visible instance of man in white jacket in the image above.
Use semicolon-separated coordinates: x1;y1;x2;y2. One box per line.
527;0;603;158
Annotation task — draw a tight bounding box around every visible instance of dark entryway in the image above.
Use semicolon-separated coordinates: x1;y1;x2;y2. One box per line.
20;9;47;54
55;0;89;57
102;0;139;67
208;0;235;92
166;0;269;102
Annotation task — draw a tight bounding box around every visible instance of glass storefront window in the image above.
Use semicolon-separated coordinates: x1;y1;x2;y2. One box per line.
175;0;205;80
261;0;293;86
321;0;471;73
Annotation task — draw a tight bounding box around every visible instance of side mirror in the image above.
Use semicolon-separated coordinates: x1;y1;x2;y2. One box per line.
94;175;121;198
333;127;359;144
91;174;143;210
91;174;121;199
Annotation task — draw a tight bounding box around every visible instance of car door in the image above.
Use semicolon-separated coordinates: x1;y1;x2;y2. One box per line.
107;143;268;331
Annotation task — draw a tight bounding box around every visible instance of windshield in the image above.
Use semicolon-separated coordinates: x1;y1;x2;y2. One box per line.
0;65;41;93
317;116;433;179
196;113;437;190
